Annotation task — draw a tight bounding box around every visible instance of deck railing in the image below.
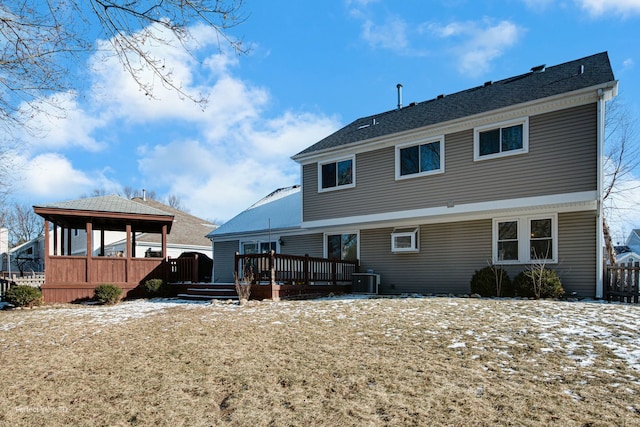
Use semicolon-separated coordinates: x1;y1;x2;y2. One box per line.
167;256;199;283
605;261;640;303
235;251;359;285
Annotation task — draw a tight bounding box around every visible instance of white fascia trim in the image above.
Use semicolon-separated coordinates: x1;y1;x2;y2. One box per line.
301;191;598;230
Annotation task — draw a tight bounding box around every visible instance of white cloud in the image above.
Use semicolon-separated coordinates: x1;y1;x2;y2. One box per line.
428;19;524;76
577;0;640;17
17;92;104;153
8;21;341;222
361;16;410;51
136;109;340;221
13;153;106;200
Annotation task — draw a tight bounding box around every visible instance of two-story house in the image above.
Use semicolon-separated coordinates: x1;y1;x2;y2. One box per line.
209;52;617;298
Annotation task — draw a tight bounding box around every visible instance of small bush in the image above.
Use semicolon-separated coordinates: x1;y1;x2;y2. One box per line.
513;268;565;299
94;284;123;305
4;285;42;307
142;279;165;297
470;266;513;297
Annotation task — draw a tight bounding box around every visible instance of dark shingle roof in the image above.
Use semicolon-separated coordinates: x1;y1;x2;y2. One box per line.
34;194;171;216
129;198;216;246
294;52;615;158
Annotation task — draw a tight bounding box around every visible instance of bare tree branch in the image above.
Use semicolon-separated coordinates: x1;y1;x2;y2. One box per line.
0;0;247;199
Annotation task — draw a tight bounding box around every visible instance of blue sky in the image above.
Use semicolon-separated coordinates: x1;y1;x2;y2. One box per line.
9;0;640;241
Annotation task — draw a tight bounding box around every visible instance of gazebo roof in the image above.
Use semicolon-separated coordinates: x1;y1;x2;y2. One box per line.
33;195;175;233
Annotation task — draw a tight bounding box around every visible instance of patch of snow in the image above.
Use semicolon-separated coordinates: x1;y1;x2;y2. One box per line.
448;342;466;349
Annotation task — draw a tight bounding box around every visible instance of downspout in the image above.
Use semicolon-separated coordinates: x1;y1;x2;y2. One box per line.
596;83;618;299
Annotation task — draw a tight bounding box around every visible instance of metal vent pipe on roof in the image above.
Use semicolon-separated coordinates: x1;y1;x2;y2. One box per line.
396;83;403;109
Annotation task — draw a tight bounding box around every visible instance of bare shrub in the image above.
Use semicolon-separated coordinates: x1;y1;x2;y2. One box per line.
234;267;253;305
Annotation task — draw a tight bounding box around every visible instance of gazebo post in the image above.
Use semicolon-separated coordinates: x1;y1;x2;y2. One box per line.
86;221;93;283
44;220;51;284
126;224;132;283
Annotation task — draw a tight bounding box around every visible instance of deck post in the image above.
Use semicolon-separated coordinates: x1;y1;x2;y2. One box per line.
269;250;275;285
303;254;309;286
234;251;240;281
192;253;199;282
331;259;337;284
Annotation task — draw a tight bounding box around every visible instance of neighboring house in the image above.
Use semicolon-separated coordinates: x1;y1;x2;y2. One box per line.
65;196;216;260
3;236;45;275
625;229;640;255
209;52;617;298
207;186;301;282
100;197;216;260
614;245;640;265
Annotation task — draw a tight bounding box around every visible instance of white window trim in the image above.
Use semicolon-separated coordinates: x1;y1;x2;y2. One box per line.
317;155;356;193
395;136;445;180
240;240;277;255
492;213;558;265
391;227;419;253
323;231;360;260
474;117;529;161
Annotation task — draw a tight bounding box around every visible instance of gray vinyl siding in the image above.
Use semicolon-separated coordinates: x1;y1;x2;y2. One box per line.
282;233;324;258
360;220;491;295
303;104;597;222
359;211;596;297
213;240;239;283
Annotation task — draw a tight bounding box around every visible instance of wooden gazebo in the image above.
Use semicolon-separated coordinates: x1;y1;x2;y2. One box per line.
33;195;175;303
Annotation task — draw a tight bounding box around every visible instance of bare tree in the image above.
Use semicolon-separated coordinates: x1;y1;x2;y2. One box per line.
0;0;246;197
602;98;640;264
167;194;185;210
3;203;44;247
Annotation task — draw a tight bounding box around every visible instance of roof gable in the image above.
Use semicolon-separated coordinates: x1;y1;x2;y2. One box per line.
294;52;615;158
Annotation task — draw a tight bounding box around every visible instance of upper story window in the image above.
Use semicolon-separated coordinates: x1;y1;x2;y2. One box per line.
474;117;529;161
395;136;444;180
318;156;355;192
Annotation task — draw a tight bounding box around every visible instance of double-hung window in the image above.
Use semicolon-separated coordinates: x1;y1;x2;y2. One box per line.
325;232;358;261
395;136;444;180
318;156;355;192
474;118;529;161
493;214;557;264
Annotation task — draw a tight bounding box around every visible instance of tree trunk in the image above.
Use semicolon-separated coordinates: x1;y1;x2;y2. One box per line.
602;216;617;265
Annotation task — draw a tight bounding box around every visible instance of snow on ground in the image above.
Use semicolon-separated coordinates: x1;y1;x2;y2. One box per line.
2;295;640;376
0;298;211;332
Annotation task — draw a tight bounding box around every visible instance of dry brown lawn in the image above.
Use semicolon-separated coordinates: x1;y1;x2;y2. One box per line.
1;296;639;426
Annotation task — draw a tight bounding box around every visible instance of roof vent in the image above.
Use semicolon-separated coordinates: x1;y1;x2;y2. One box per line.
580;64;585;74
437;94;445;99
396;83;403;109
530;64;546;73
484;81;492;87
409;101;417;107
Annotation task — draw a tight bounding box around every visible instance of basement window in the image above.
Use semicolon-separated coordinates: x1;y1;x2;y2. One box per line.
391;227;419;253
